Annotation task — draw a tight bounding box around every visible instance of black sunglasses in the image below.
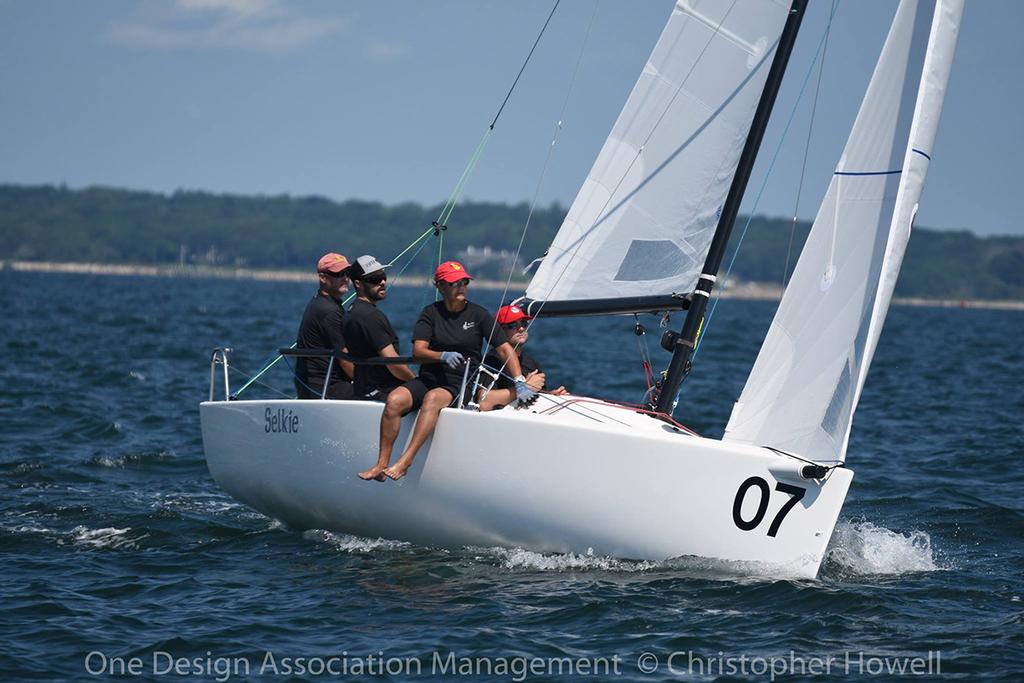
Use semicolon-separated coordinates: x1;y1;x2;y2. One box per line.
360;273;387;285
320;270;348;278
502;320;528;330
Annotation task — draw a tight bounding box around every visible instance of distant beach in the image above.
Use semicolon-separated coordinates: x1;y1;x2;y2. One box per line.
5;259;1023;311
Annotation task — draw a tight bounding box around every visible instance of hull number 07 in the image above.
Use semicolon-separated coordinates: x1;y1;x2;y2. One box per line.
732;476;806;537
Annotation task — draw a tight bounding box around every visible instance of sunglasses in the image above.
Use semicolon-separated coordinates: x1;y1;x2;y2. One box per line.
502;320;529;330
360;273;387;285
442;278;471;288
320;270;348;278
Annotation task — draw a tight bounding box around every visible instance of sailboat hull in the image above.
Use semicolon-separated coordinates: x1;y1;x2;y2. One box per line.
200;396;852;578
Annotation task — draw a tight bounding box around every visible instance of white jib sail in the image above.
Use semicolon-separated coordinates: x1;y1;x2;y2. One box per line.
724;0;963;463
527;0;790;302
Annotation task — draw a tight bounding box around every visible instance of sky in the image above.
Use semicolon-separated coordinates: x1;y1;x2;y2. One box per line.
0;0;1019;236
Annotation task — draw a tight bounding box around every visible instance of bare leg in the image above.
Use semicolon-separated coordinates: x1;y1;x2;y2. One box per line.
359;387;413;481
384;387;453;480
478;387;515;412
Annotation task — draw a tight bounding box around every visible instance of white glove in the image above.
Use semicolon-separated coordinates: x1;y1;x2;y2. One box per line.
514;377;538;404
440;351;465;369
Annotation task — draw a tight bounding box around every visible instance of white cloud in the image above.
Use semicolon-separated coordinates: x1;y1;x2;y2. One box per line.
107;0;346;52
364;40;412;63
177;0;279;17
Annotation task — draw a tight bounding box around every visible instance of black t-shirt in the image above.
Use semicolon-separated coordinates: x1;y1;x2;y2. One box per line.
483;349;540;390
413;301;507;383
344;298;402;394
295;293;349;387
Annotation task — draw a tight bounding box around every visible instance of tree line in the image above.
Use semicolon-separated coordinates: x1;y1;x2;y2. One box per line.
1;183;1021;300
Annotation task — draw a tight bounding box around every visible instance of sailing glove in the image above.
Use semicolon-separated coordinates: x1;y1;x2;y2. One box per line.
514;377;538;405
440;351;464;369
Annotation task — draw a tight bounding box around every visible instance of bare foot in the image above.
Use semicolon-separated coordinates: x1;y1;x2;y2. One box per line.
358;465;387;482
383;462;410;480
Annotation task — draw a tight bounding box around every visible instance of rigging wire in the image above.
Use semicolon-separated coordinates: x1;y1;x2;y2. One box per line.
431;0;562;299
783;0;837;290
432;128;490;256
763;445;844;468
693;8;838;360
634;314;655;402
229;364;293;399
432;0;562;240
477;0;599;390
491;0;561;130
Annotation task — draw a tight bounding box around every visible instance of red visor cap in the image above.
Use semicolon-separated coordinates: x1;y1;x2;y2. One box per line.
496;304;531;325
317;252;350;275
434;260;474;283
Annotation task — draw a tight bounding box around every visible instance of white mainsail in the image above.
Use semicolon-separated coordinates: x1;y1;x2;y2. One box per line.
724;0;963;462
527;0;791;302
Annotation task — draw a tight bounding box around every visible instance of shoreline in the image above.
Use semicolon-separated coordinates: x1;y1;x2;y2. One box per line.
4;259;1023;311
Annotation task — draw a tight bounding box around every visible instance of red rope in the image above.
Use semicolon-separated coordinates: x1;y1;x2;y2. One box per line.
535;395;701;437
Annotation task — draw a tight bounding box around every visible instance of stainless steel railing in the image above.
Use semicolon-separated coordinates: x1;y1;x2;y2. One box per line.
208;347;232;401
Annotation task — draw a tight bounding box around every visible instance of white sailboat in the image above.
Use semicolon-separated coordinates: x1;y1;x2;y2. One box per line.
200;0;962;578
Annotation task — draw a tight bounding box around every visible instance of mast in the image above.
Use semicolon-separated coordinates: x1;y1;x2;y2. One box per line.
655;0;809;416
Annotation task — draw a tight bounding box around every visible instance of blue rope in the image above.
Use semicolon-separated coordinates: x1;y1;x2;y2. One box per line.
694;8;838;360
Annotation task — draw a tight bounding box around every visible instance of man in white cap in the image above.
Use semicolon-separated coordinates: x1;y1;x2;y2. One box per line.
294;252;355;399
343;255;415;401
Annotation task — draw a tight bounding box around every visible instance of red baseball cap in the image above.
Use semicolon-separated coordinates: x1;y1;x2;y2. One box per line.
496;304;531;325
317;252;349;275
434;260;473;283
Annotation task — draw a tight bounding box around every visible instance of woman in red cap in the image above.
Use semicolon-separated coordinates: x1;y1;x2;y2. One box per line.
358;260;534;481
478;304;568;411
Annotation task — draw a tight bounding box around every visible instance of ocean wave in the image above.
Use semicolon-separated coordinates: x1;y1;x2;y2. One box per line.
2;522;60;537
482;546;659;573
303;529;411;553
2;519;145;550
478;546;824;580
65;418;123;440
89;455;126;468
1;461;45;475
822;520;941;577
63;525;144;550
88;451;177;468
149;492;248;516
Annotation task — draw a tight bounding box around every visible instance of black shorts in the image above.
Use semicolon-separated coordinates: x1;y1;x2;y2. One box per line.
400;374;471;412
295;378;354;400
354;384;398;402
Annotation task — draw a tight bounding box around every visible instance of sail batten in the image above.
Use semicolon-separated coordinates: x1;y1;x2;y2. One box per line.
527;0;791;303
724;0;964;463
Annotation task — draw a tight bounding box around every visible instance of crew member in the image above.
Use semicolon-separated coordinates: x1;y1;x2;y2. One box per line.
358;261;536;481
478;304;568;411
343;255;415;401
294;252;354;399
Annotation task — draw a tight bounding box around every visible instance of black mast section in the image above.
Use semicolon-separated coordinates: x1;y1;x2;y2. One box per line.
654;0;809;416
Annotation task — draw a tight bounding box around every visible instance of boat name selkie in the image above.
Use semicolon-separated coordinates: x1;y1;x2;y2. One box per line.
265;407;299;434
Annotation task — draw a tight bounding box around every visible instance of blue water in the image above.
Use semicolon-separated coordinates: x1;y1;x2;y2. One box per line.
2;269;1022;681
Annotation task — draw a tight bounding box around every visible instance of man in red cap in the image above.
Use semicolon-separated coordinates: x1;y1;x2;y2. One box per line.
478;304;568;411
294;252;355;399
